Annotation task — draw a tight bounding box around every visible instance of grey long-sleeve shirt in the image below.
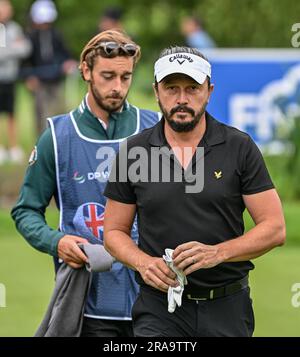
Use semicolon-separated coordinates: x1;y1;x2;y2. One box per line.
0;20;31;82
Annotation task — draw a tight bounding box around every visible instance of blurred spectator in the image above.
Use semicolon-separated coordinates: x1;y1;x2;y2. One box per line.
0;0;31;164
98;6;124;32
181;16;216;50
22;0;77;135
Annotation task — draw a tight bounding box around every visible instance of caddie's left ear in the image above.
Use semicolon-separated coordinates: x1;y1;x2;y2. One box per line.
82;61;91;82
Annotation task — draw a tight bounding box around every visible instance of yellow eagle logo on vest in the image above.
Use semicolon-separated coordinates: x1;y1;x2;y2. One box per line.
214;171;222;179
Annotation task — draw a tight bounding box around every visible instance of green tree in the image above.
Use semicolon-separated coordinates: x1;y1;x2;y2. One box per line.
12;0;300;58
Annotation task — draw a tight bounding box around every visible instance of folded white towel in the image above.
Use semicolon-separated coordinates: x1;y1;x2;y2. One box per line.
163;248;187;313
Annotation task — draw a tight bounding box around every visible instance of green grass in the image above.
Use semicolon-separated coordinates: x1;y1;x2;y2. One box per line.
0;208;58;336
251;248;300;337
0;203;299;337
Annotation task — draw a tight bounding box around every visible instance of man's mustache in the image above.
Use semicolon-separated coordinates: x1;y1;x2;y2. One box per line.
107;93;123;99
170;105;195;116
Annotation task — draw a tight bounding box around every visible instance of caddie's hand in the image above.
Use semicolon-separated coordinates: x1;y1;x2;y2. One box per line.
172;241;224;275
136;256;178;293
25;76;40;92
57;235;89;269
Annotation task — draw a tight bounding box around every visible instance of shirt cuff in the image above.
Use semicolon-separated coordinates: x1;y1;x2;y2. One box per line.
49;231;65;257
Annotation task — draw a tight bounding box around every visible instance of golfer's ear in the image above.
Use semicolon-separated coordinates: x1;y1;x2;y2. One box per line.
207;83;214;103
153;82;159;101
82;61;91;82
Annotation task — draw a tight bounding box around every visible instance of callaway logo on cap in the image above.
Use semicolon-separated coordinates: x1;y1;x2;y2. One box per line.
154;52;211;84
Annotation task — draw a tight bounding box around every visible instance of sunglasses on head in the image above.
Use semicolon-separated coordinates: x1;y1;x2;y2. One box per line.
95;41;138;57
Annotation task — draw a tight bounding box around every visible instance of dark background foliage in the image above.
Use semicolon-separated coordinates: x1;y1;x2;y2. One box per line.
13;0;300;61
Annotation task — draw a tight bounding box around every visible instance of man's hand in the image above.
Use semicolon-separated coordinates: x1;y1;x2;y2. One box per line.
57;235;89;269
172;241;225;275
136;256;178;293
25;76;40;92
62;59;78;75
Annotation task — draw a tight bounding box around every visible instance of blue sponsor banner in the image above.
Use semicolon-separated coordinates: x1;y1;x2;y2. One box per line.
206;49;300;148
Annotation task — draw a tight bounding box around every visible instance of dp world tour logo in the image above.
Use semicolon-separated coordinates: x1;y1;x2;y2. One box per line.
73;202;105;242
73;171;86;184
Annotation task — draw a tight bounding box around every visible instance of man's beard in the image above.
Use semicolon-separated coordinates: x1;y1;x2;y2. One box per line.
90;77;127;113
158;100;207;132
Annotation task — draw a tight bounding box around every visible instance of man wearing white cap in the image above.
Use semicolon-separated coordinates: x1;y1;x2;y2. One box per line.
103;46;285;336
23;0;76;135
30;0;57;24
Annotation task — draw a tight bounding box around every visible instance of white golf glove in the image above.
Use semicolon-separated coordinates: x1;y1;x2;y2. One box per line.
163;248;187;313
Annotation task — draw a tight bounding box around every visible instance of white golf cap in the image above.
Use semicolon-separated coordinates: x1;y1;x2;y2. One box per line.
30;0;57;24
154;52;211;84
